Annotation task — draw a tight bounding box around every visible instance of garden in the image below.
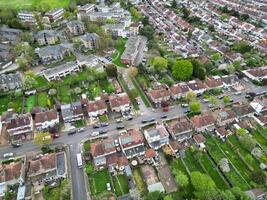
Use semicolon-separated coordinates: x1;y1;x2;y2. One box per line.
133;167;147;196
112;174;129;197
111;38;127;67
25;95;37;112
89;169;111;195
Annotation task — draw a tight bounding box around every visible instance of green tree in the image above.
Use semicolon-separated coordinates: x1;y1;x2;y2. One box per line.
239;134;257;151
144;191;164;200
105;64;117;77
232;41;252;54
209;96;217;106
211;53;221;62
128;67;138;78
236;128;247;136
172;60;193;80
230;187;251;200
130;7;141;21
233;60;242;71
190;171;217;200
34;132;52;146
142;16;150;26
189;101;201;113
172;0;177;9
174;171;189;188
164;195;173;200
186;91;197;102
22;71;38;90
226;64;235;74
150;56;168;72
223;95;230;104
250;171;267;185
140;25;154;40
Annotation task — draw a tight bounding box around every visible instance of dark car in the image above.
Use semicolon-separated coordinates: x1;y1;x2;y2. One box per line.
160;115;167;119
148;118;156;122
99;130;107;134
141;120;147;123
127;116;133;121
12;142;22;148
68;130;77;135
183;108;189;113
93;124;100;129
116;125;125;130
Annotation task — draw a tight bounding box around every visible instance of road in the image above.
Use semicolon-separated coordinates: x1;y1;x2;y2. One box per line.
0;79;266;200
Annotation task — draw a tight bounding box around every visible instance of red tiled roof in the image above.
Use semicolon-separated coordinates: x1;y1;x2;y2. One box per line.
87;100;107;113
193;134;206;144
148;88;170;100
6;114;31;130
191;112;215;128
35;110;58;123
145;148;156;158
28;153;56;176
119;129;144;149
109;93;130;108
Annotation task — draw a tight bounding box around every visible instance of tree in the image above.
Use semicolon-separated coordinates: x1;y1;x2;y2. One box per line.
140;25;154;40
230;187;251;200
233;60;242;71
142;16;150;26
130;7;141;21
23;71;38;90
192;59;206;80
172;0;177;9
189;101;201;113
164;195;173;200
34;132;52;146
209;96;217;106
239;134;257;151
172;60;193;80
211;53;221;62
174;171;189;188
144;191;164;200
232;41;252;54
128;67;138;78
190;172;217;200
105;64;117;77
226;64;235;74
236;128;247;136
223;95;230;104
150;56;168;72
181;6;190;19
186;91;196;102
251;171;267;185
208;24;215;32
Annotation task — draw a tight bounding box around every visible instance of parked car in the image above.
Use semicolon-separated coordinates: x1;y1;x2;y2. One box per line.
3;152;14;158
99;130;107;134
68;130;77;135
101;122;109;127
160;115;167;119
181;104;188;107
91;132;99;136
93;124;100;129
116;118;123;123
141;120;147;123
116;125;125;130
183;108;189;113
147;118;156;122
77;128;85;132
127;116;133;121
11;142;21;148
234;91;241;95
52;133;59;139
106;183;111;191
202;99;209;103
208;104;214;108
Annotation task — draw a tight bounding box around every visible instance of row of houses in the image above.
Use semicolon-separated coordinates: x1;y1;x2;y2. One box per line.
0;92;131;142
0;151;67;199
148;75;239;105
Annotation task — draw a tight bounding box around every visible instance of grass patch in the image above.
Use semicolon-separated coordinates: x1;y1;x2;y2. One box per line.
90;169;111;195
0;95;10;114
133;168;147;196
13;96;23;113
99;114;108;122
58;85;71;103
132;77;151;107
74;119;85;128
37;92;48;108
83;140;91;152
252;129;267;148
25;95;37;112
36;76;48;88
112;174;129;197
183;149;203;173
112;38;127;67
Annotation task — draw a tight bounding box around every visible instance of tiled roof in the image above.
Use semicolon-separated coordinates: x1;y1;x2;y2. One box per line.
193;134;206;144
166;116;192;134
119;129;144;149
109;93;130;108
28;153;56;176
191;112;215;128
148;88;170;99
87;100;107;113
6;114;31;130
35;110;58;123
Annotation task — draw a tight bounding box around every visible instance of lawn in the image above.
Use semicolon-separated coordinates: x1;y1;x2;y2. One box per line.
199;152;229;189
13;96;23;113
206;137;250;190
74;119;85;128
25;95;37;112
90;169;111;195
112;38;127;67
99;79;115;94
133;168;147;196
0;95;10;114
252;129;267;149
35;76;48;88
183;149;203;173
112;174;129;197
132;77;151;107
58;85;71;103
0;0;70;10
37;92;48;108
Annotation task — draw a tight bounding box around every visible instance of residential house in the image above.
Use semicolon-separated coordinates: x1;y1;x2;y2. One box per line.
193;133;206;149
0;72;22;92
144;124;170;150
35;44;71;65
35;30;58;46
103;23;128;38
222;75;239;88
242;67;267;82
215;127;231;141
106;153;128;172
67;20;85;36
120;35;147;66
17;11;37;25
165;116;193;141
206;76;224;89
109;93;131;113
191;112;215;132
77;4;95;17
0;26;22;44
44;8;65;22
144;148;158;164
215;108;237;126
0;44;12;62
34;110;59;131
79;33;100;50
90;138;117;166
0;160;25;197
1;109;17;126
5;114;33;141
119;129;145;158
170;82;190;100
253;115;267;127
169;140;184;155
250;97;267;114
147;88;171;106
61;102;84;123
27;152;67;183
232;103;255;118
187;80;207;95
87;99;108;118
246;188;266;200
43;61;81;81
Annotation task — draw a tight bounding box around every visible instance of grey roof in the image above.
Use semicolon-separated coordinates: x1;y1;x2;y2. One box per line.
56;152;66;176
67;20;84;28
103;23;125;30
43;61;78;77
36;30;56;38
0;26;22;34
61;104;72;118
0;72;22;85
35;44;68;58
147;129;160;138
80;33;99;41
45;8;64;15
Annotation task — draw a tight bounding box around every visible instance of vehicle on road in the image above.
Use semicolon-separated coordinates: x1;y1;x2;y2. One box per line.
181;104;188;107
160;115;167;119
147;118;156;122
3;152;14;158
202;99;209;103
91;132;99;136
52;133;59;139
116;118;123;123
141;120;147;123
101;122;109;127
99;130;107;134
229;98;234;103
234;91;241;95
68;130;77;135
127;116;133;121
208;104;214;108
218;95;224;99
11;142;21;148
93;124;100;129
76;153;83;168
183;108;189;113
116;125;125;130
77;128;85;132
